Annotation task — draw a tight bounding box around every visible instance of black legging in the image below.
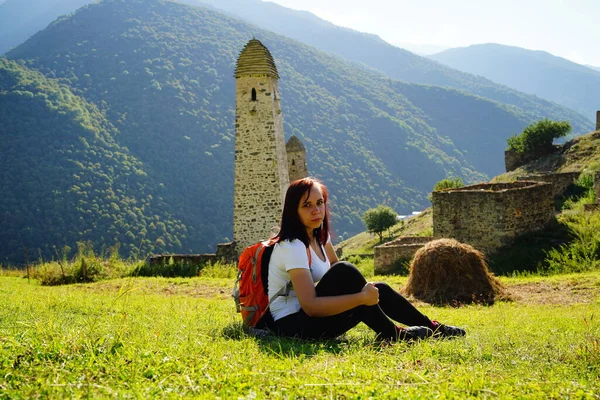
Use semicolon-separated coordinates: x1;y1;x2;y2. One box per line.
272;261;433;340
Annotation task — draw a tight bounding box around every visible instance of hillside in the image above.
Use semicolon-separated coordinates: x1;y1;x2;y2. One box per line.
0;59;186;264
0;0;593;133
338;127;600;263
430;44;600;121
494;129;600;182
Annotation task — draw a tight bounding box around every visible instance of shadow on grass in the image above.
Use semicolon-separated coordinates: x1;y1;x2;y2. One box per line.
221;322;352;356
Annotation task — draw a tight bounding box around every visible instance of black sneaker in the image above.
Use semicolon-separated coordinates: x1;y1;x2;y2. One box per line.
431;320;466;338
397;326;434;341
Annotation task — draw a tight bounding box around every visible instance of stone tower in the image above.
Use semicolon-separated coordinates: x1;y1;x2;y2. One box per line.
233;39;290;250
286;135;308;182
596;110;600;131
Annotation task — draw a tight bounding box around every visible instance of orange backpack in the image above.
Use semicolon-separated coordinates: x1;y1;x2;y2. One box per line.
232;241;310;328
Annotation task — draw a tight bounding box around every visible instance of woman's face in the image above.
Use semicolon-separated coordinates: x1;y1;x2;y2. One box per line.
297;184;325;234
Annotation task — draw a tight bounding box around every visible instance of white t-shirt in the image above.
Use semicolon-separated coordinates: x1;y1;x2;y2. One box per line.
268;238;330;321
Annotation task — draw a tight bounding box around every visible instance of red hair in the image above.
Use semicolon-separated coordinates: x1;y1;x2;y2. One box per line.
273;177;330;247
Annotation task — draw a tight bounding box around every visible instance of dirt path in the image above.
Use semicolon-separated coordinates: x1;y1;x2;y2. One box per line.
504;279;600;305
80;275;600;305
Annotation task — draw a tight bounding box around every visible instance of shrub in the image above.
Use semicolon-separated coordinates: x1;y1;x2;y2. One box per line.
33;242;136;285
561;172;597;212
131;256;204;278
507;119;571;153
433;177;464;192
30;241;138;285
199;261;237;279
542;213;600;274
429;177;464;200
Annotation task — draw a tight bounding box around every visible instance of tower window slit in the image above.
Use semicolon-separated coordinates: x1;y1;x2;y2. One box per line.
251;88;257;101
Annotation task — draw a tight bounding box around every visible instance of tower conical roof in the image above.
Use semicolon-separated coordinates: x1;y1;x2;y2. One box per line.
235;39;279;79
286;135;306;151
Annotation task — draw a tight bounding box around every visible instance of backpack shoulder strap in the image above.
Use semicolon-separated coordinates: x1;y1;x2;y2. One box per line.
260;244;275;295
265;241;313;306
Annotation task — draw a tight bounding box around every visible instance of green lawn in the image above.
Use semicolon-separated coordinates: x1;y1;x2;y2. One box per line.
1;274;599;399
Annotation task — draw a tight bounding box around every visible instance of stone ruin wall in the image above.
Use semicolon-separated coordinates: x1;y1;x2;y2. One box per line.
516;171;580;199
432;181;555;254
148;253;217;268
374;236;434;274
233;75;289;251
149;242;239;266
504;146;557;172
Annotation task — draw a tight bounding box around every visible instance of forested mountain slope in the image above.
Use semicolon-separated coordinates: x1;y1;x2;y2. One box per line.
0;59;185;264
430;44;600;120
0;0;585;263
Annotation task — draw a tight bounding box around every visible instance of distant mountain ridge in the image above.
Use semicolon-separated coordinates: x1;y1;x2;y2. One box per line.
187;0;592;129
0;0;91;55
586;65;600;73
430;44;600;122
0;0;593;133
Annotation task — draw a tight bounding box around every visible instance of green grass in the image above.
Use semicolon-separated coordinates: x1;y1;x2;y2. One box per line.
1;274;599;398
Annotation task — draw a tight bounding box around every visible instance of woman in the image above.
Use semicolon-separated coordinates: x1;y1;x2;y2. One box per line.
267;177;465;342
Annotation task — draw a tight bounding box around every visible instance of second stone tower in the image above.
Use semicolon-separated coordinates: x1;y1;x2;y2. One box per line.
233;39;290;250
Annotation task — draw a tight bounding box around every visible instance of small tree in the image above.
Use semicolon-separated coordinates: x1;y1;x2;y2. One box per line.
362;205;398;242
507;119;571;153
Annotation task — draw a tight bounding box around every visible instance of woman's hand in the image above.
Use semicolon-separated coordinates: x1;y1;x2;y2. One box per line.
361;282;379;306
289;269;380;317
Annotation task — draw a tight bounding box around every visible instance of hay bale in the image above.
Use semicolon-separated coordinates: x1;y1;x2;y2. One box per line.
403;238;505;305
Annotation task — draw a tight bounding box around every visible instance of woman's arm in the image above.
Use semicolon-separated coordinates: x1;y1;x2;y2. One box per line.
324;241;339;264
288;268;379;317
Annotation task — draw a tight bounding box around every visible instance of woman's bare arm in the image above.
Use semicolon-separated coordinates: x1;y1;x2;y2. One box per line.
288;268;378;317
324;241;339;264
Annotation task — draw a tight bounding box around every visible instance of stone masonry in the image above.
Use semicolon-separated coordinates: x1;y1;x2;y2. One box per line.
286;135;308;182
516;171;580;199
374;236;434;274
233;39;290;251
432;181;555;254
149;242;238;267
505;146;557;172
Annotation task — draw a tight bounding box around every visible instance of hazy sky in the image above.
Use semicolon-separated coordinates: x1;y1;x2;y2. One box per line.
265;0;600;66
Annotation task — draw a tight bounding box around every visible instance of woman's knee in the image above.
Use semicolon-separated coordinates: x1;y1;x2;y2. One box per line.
374;282;393;291
317;261;366;293
330;261;366;282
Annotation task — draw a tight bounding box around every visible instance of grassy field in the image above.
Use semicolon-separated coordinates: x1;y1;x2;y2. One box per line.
1;272;599;399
